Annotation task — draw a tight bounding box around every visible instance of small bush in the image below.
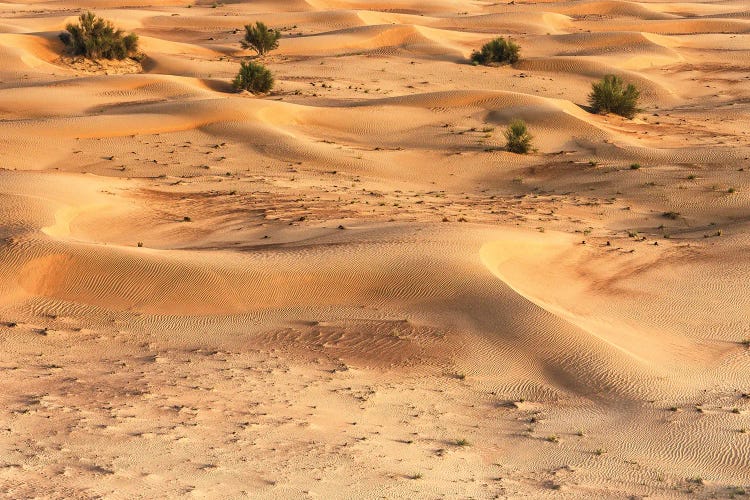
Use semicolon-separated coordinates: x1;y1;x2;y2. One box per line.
61;12;139;60
233;61;274;94
588;75;640;119
241;21;280;56
471;37;519;66
504;119;533;154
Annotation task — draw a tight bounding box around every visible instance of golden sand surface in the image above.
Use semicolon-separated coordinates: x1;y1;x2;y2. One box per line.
0;0;749;497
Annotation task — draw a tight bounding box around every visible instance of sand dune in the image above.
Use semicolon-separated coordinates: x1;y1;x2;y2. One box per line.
0;0;749;498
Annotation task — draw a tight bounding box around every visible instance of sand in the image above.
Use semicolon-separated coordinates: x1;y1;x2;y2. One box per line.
0;0;749;498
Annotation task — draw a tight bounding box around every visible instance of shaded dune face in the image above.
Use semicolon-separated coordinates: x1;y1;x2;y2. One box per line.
0;0;749;498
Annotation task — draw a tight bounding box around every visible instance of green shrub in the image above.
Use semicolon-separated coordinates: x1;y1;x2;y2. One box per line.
233;61;274;94
504;119;533;154
471;37;519;66
60;12;139;60
588;75;640;119
241;21;280;56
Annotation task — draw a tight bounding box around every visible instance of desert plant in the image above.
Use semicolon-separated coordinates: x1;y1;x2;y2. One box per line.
588;75;640;119
504;119;533;154
241;21;280;56
60;11;139;60
233;61;274;94
471;37;519;66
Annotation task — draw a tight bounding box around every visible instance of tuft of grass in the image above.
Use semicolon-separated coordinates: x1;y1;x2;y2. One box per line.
410;472;423;480
454;438;470;447
630;163;641;170
504;119;533;154
60;11;139;60
241;21;280;56
588;75;640;119
662;211;680;220
233;61;274;94
546;435;559;443
470;37;519;65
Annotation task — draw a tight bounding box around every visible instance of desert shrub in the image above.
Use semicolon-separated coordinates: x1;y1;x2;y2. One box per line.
233;61;274;93
60;12;139;60
504;119;533;154
471;37;519;66
588;74;640;119
241;21;280;56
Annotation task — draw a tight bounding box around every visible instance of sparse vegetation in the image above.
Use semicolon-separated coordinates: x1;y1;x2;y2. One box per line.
454;438;470;447
630;163;641;170
471;37;519;66
60;12;139;60
588;75;640;119
504;119;533;154
241;21;281;56
233;61;274;94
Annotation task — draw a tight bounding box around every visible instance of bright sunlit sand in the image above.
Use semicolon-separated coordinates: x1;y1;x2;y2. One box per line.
0;0;749;497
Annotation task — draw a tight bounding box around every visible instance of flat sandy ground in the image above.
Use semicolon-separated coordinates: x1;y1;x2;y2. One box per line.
0;0;749;498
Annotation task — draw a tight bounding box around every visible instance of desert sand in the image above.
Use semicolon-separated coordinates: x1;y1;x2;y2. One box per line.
0;0;749;497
